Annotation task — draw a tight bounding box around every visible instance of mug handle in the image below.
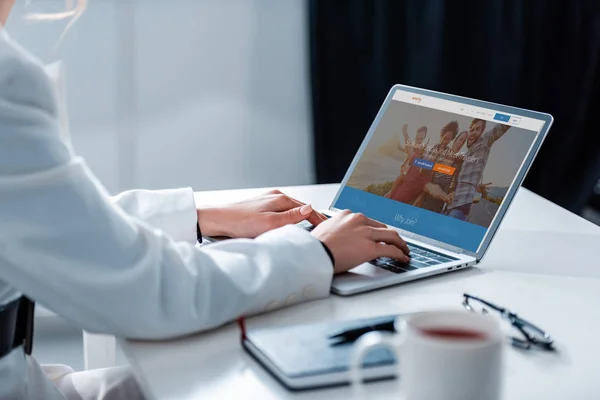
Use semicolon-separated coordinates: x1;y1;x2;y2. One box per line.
349;330;404;399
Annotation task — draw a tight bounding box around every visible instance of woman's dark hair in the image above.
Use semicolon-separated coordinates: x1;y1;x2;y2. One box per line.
440;121;459;140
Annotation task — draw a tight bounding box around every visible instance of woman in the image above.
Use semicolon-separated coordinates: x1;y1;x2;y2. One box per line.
399;124;428;176
0;2;410;399
384;124;429;198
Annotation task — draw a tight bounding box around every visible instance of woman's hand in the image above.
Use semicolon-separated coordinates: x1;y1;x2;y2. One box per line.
311;210;410;274
196;189;327;238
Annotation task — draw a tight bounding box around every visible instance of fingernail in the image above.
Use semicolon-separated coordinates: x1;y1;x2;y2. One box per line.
300;204;313;216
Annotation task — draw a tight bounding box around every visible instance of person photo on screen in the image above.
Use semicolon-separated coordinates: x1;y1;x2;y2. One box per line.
385;121;459;205
443;119;511;221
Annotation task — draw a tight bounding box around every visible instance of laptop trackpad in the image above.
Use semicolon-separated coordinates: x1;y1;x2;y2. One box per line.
334;262;396;283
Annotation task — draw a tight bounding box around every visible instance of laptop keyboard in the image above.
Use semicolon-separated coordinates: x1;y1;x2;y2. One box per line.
297;221;457;274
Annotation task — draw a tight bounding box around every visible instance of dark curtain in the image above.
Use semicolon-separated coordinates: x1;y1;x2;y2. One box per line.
309;0;600;213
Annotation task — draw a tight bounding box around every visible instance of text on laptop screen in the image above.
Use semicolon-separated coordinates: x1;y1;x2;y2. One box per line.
333;89;545;252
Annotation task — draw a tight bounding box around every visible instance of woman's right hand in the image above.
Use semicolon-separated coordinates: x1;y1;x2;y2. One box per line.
311;210;410;274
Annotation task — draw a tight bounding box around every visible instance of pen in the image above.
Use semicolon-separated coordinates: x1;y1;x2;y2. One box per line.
328;319;397;344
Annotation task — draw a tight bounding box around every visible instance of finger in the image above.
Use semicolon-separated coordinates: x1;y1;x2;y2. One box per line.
372;242;410;263
370;228;410;256
279;195;328;222
351;213;387;229
307;211;327;226
284;195;318;215
333;209;352;220
271;204;313;227
270;194;304;212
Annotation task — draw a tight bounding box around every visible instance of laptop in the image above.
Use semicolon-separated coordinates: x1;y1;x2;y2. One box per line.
298;84;553;295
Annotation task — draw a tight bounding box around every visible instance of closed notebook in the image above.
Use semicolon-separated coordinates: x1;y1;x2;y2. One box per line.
243;314;401;391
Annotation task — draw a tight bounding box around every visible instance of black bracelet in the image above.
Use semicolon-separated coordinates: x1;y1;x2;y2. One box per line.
197;223;202;242
319;241;335;269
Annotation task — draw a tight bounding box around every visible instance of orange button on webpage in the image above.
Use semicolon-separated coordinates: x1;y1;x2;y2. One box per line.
433;163;456;175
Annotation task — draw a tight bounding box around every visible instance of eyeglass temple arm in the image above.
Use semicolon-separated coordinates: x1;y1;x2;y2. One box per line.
463;293;507;314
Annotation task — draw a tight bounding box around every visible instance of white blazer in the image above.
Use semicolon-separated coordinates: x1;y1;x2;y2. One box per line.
0;30;332;399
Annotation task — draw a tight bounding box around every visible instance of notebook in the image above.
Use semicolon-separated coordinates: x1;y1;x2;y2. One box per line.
243;315;402;391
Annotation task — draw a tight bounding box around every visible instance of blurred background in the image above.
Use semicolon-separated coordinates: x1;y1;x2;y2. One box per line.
8;0;315;194
6;0;600;369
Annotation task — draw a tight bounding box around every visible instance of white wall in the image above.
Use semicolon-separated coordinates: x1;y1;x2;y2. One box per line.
7;0;314;194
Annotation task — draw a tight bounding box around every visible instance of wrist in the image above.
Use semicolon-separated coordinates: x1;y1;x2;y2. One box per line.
318;240;336;274
196;206;228;237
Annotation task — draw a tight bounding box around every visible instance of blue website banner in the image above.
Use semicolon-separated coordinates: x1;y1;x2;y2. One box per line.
334;186;487;252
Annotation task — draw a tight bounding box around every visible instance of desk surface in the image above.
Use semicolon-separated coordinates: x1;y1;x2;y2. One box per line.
121;185;600;400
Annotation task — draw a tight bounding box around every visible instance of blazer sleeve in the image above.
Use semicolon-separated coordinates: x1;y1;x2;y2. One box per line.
0;35;333;340
111;188;199;243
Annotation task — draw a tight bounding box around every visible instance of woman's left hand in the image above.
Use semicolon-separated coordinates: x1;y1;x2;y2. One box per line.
196;189;327;238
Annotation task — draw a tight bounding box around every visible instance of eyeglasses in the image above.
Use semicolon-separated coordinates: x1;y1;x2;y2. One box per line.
462;293;554;351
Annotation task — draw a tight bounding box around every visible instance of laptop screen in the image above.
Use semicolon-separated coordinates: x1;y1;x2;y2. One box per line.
332;88;546;253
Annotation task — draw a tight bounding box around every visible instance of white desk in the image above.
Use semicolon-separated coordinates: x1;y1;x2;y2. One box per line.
121;185;600;400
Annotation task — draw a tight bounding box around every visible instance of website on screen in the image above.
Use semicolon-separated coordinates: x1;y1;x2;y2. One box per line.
334;89;544;252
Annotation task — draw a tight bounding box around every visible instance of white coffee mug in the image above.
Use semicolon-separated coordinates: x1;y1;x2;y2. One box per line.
349;311;504;400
